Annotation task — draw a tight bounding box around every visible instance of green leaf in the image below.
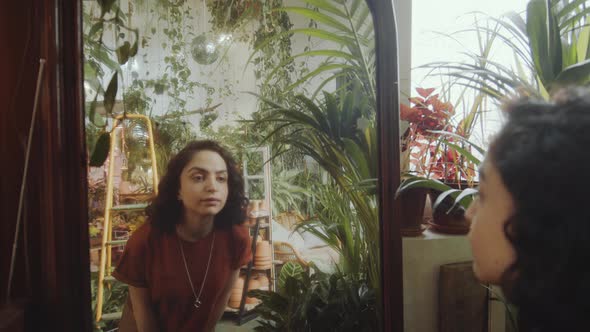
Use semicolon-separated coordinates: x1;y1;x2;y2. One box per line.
428;130;486;155
577;25;590;61
88;21;103;39
526;0;562;85
116;42;131;65
443;140;482;166
555;0;588;21
278;262;306;291
302;0;347;18
89;132;110;167
281;7;352;33
129;41;138;58
92;44;120;71
452;188;479;210
432;189;460;212
104;73;118;115
291;28;355;46
88;99;105;127
559;8;590;32
554;59;590;85
98;0;116;17
396;177;452;197
284;63;354;93
343;139;370;179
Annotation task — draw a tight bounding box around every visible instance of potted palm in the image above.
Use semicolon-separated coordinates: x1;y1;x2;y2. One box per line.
421;0;590;102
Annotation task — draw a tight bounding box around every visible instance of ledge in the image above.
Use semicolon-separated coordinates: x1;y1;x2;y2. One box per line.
403;229;468;241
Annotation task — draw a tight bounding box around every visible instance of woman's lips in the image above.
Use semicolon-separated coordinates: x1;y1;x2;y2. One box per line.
201;198;221;205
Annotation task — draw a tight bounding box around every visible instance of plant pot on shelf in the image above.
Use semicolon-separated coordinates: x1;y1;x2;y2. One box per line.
428;190;471;235
228;276;245;308
257;274;270;291
246;200;261;226
254;241;272;269
397;187;429;237
246;279;260;304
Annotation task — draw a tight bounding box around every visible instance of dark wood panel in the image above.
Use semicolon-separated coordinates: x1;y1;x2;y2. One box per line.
367;0;404;331
0;0;91;331
0;0;39;304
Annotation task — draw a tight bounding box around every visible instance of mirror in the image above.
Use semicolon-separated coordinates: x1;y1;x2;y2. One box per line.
82;0;379;330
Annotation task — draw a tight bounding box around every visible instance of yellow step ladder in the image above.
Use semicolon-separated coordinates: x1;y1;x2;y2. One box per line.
95;114;159;322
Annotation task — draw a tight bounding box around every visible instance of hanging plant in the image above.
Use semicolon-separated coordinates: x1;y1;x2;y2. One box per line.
84;0;140;166
207;0;263;33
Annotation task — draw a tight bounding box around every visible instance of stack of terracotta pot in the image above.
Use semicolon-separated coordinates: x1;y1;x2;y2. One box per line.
228;276;245;308
254;240;272;270
246;200;259;226
246;278;260;304
256;273;270;291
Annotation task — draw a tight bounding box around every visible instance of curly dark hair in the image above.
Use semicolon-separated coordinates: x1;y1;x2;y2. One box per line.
146;140;248;233
489;87;590;331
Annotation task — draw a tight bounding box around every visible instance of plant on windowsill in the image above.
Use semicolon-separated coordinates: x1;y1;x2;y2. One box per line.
398;87;481;235
397;138;481;235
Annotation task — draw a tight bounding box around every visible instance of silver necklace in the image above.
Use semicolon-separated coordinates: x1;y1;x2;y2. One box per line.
177;230;216;309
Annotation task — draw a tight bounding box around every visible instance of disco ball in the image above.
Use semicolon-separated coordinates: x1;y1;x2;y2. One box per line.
190;33;220;65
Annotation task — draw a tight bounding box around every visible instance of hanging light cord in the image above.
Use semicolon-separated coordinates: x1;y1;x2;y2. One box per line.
6;58;46;304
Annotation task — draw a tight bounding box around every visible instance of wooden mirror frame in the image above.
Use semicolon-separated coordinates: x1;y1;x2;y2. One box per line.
1;0;402;331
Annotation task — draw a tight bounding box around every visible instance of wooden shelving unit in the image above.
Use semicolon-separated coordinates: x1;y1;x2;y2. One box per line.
223;146;275;325
224;213;273;324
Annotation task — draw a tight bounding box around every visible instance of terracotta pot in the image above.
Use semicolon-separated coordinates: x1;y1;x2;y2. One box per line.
250;200;260;213
259;199;268;213
257;274;270;290
89;250;100;270
246;279;260;304
254;241;272;269
119;180;134;195
228;276;245;308
397;187;429;236
89;236;102;249
428;190;471;235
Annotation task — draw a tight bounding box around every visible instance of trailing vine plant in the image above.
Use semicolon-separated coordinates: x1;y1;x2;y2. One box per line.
83;0;140;166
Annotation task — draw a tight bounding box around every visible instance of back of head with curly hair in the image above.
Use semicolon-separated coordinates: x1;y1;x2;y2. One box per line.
146;140;248;233
489;87;590;331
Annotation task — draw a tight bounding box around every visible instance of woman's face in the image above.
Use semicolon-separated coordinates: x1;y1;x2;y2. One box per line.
178;150;229;219
466;157;516;284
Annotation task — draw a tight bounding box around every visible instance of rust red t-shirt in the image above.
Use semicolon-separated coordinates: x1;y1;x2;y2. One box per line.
112;222;252;332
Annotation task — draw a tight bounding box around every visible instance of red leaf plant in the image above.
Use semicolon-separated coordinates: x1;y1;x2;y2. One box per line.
401;88;476;184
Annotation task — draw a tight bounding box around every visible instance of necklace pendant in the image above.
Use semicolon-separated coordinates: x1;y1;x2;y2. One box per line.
194;299;201;309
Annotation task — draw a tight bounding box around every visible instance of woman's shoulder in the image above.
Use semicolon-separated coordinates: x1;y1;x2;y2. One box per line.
229;224;250;241
127;222;154;247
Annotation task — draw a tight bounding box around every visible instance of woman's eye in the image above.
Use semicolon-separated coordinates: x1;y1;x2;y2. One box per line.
192;175;204;182
217;176;227;183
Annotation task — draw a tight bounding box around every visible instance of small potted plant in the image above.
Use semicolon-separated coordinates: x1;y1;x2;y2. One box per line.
397;88;455;236
398;88;481;235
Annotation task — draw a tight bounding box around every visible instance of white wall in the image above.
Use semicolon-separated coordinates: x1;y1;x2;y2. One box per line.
85;0;356;131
